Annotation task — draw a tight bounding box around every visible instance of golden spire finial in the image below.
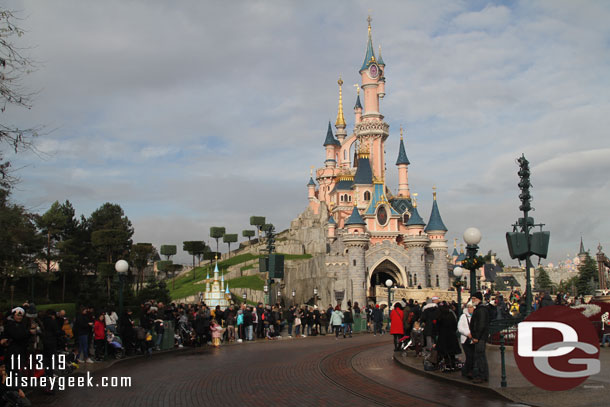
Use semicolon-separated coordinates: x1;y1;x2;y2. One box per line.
336;76;346;127
454;238;457;248
412;192;418;208
310;166;314;177
432;185;437;201
400;126;403;141
354;84;360;95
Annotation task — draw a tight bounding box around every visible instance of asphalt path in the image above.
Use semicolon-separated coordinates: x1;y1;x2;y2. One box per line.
29;334;514;406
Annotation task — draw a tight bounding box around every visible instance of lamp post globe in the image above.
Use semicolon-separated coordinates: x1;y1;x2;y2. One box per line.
453;266;464;278
453;266;464;315
242;292;247;304
463;227;482;245
115;259;129;316
385;279;393;312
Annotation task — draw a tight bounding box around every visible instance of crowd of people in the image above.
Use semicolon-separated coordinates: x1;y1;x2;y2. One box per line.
0;287;601;404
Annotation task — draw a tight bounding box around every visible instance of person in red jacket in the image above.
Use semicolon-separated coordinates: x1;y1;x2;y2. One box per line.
390;303;405;351
93;313;106;361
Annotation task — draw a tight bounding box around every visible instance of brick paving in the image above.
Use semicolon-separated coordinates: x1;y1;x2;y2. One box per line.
30;335;513;406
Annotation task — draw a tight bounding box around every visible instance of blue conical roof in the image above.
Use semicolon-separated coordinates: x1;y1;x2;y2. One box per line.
345;206;366;226
307;177;316;186
452;248;458;257
377;45;385;66
360;27;376;72
354;156;373;184
328;215;336;225
225;282;230;294
405;206;425;226
354;94;362;110
396;138;410;165
323;121;340;146
425;199;447;232
457;253;466;262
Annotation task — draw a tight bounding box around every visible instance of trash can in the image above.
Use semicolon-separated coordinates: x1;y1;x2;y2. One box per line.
161;320;175;350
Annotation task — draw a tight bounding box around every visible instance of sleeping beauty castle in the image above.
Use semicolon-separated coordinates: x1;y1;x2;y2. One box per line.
282;18;453;308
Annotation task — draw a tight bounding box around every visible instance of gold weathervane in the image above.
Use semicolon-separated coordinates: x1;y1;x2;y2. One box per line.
433;185;437;201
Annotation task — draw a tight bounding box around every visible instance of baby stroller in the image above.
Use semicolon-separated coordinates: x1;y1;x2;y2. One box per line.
106;331;125;359
176;322;194;347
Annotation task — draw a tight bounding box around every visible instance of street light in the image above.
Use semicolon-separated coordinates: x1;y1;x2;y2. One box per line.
242;292;247;305
463;227;482;297
453;266;464;316
263;284;269;306
313;287;318;307
115;260;129;316
385;279;393;314
291;289;296;304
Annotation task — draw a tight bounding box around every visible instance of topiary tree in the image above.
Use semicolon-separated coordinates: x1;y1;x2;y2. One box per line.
210;227;225;254
249;216;265;241
160;245;177;261
223;234;238;257
130;243;155;292
242;229;255;244
182;241;206;280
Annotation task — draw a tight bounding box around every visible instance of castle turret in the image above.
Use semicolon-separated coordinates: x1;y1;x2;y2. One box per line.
354;85;362;124
359;17;381;118
343;205;369;307
327;214;337;240
404;195;429;287
335;78;347;143
396;127;410;198
425;188;449;289
377;45;385;99
578;237;587;264
323;121;339;168
307;172;316;201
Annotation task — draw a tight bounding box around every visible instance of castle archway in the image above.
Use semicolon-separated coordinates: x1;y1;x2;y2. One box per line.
368;257;407;298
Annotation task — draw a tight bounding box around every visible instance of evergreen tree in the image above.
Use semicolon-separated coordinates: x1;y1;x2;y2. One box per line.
535;266;553;292
576;252;598;296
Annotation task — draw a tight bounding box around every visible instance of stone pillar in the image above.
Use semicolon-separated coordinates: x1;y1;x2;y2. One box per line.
431;248;450;290
343;233;369;307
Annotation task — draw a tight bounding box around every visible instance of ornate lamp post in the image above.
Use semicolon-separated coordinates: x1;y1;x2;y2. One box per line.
453;266;464;316
313;287;318;307
292;289;296;306
385;279;393;314
242;292;247;305
463;227;483;297
115;260;129;316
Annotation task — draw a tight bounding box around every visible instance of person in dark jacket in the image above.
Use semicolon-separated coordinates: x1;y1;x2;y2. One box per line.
256;304;264;339
74;307;93;363
343;307;354;338
372;305;384;335
538;292;554;308
41;309;61;378
469;292;490;383
435;304;461;371
420;298;440;352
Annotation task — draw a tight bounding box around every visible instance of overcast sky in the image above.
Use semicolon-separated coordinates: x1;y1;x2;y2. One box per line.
5;0;610;266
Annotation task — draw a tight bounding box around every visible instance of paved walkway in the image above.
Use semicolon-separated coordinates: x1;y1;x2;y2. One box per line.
394;345;610;407
30;334;512;406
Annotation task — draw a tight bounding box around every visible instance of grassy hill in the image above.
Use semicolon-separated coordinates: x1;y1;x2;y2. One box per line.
168;253;311;300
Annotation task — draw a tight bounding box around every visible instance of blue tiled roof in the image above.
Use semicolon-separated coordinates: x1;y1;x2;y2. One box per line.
424;200;447;232
307;177;316;186
452;248;458;257
390;198;413;215
354;94;362;110
405;206;425;226
323;121;340;146
328;215;336;225
396;138;410;165
377;46;385;66
360;31;376;71
353;157;373;184
334;179;353;191
345;206;366;225
457;253;466;262
364;183;399;215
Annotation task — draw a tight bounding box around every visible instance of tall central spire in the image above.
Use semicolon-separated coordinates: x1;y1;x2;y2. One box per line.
360;16;376;72
335;77;346;127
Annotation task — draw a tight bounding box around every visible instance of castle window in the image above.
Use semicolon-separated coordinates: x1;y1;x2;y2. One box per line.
353;259;356;266
344;150;347;160
403;213;410;224
436;275;439;287
413;275;417;285
340;195;344;202
348;195;352;202
364;191;371;201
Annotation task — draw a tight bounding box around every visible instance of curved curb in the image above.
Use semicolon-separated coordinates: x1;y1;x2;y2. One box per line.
391;353;527;405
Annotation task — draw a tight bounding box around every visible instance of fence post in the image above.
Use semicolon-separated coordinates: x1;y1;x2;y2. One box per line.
500;333;507;388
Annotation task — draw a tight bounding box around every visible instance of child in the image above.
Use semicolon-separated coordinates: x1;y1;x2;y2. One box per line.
410;321;424;357
93;313;106;361
210;320;223;347
106;329;124;358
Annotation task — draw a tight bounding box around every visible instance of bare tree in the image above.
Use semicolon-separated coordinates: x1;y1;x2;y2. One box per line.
0;8;40;189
